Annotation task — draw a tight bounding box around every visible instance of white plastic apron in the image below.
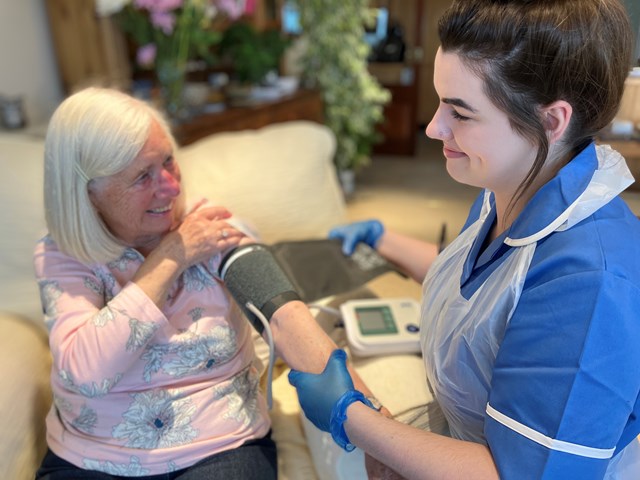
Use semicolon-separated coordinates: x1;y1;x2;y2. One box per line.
419;145;638;476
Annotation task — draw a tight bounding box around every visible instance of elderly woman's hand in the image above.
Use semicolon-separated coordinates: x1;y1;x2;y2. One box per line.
161;206;246;268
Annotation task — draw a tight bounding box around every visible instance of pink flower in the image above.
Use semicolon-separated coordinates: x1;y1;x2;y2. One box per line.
215;0;243;20
134;0;183;13
150;11;177;34
136;43;157;66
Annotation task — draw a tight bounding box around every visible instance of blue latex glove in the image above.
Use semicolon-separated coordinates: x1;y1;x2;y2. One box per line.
328;219;384;256
288;349;355;432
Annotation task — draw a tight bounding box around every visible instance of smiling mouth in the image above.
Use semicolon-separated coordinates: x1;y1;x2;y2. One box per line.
147;205;172;214
443;145;466;157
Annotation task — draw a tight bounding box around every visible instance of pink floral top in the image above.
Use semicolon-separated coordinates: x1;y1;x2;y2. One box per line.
33;236;270;476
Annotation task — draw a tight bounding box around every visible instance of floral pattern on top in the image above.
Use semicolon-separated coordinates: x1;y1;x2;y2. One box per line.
108;249;144;272
183;264;217;292
188;307;204;322
141;343;172;383
38;279;62;330
93;267;117;303
93;305;117;327
162;326;237;378
126;317;160;352
72;404;98;434
112;389;198;449
82;455;150;476
212;367;260;428
59;370;123;398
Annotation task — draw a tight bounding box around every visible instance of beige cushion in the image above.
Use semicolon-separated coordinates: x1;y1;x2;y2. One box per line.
178;121;347;244
0;134;47;324
0;314;51;480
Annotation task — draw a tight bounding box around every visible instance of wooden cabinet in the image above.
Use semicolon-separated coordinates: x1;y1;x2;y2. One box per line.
45;0;131;94
374;0;452;125
368;0;453;156
369;63;419;156
172;89;323;146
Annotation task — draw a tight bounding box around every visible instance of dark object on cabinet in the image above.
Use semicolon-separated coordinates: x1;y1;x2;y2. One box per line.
372;24;406;63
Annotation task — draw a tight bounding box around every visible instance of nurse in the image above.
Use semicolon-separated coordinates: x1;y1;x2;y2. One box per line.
287;0;640;478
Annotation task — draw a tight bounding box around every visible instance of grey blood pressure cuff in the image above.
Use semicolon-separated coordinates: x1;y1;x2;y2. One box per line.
218;244;301;333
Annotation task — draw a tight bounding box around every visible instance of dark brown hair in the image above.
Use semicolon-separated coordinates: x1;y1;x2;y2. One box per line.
438;0;633;210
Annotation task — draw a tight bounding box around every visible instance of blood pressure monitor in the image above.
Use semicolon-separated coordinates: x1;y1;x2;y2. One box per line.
340;298;421;357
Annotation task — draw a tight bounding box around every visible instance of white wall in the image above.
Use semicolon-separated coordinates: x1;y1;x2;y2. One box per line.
0;1;63;126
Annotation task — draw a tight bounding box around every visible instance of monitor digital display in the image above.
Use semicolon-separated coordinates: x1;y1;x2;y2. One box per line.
356;306;398;335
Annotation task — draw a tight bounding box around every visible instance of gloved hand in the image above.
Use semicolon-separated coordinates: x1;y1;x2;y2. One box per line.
328;219;384;256
288;349;355;432
289;349;377;451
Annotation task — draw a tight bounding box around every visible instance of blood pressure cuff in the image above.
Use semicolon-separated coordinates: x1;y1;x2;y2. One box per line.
219;240;398;333
219;244;301;333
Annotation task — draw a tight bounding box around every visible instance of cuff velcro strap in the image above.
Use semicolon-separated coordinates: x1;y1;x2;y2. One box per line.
262;290;301;319
330;390;375;452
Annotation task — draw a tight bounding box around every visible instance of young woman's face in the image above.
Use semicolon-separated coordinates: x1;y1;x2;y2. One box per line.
426;48;537;198
89;120;182;254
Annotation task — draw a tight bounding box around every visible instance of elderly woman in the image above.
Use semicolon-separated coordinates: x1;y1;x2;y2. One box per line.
33;87;350;479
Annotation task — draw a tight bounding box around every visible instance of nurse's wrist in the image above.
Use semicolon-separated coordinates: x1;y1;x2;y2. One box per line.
330;390;376;451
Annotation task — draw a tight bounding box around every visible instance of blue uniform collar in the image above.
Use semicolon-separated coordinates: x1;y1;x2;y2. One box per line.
466;143;597;275
504;142;598;243
462;142;633;290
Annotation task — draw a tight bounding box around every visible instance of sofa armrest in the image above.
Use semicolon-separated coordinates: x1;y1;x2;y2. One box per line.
0;313;51;480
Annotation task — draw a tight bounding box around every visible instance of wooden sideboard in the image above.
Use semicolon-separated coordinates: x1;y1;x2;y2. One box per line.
370;63;419;156
172;89;324;146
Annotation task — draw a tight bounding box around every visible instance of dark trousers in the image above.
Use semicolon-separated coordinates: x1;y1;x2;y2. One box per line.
35;432;277;480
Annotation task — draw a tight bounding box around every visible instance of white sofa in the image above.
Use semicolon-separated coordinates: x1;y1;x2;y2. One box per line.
0;120;437;479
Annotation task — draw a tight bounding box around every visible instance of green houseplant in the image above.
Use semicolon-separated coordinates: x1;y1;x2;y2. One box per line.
218;21;290;85
294;0;390;180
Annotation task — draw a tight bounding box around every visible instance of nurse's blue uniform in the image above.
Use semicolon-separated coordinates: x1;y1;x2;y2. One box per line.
420;143;640;479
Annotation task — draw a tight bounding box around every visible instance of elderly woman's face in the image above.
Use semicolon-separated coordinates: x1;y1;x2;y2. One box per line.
89;120;181;254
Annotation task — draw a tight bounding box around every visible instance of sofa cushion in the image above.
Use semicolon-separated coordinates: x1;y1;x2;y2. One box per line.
178;121;347;244
0;133;47;323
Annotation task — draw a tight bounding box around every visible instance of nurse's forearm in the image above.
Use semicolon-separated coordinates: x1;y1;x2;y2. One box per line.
345;403;499;480
377;231;439;283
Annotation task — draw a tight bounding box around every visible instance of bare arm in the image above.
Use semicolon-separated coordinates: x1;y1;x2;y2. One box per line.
346;403;499;480
269;301;376;395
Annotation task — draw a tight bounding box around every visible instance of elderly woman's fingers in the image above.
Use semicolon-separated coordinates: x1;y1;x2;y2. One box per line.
191;205;233;220
216;224;246;243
